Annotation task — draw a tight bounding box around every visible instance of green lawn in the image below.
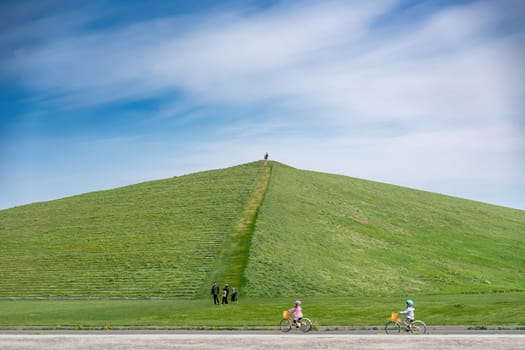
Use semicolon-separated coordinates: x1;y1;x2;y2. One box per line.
1;293;523;328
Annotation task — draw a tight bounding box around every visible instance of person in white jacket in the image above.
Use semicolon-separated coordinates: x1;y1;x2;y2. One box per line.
399;299;415;330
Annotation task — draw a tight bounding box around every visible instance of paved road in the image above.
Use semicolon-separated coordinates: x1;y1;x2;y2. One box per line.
1;333;524;350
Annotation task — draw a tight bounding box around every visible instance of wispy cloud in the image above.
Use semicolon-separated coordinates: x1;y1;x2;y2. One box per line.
2;2;391;105
3;1;523;124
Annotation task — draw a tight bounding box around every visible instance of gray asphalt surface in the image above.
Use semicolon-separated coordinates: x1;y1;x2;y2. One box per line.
1;333;524;350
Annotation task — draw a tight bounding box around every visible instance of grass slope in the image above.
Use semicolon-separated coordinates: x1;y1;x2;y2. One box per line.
0;162;266;298
245;162;525;297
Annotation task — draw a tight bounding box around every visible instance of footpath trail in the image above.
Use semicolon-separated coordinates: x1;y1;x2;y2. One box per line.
1;333;524;350
206;160;272;292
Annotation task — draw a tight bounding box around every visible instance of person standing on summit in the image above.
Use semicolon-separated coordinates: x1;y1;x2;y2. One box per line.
264;153;269;160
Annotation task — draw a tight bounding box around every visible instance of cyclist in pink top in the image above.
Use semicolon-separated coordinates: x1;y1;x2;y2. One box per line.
288;300;303;328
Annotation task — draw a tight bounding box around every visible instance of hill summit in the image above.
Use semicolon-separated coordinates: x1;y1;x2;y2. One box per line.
1;161;523;299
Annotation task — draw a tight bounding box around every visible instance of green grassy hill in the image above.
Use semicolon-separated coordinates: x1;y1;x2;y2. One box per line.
1;161;524;301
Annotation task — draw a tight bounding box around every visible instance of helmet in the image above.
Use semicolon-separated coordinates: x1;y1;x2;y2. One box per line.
295;300;301;305
406;299;414;307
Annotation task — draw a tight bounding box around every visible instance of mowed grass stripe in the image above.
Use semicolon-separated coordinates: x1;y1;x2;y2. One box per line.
203;160;271;295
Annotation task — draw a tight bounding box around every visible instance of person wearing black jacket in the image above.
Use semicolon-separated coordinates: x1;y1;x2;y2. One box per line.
211;282;220;305
222;284;229;304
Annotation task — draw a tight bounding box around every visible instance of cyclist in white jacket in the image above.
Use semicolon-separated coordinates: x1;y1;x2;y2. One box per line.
399;299;415;329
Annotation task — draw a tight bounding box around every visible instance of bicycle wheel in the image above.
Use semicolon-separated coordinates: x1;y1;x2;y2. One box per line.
385;321;400;334
280;318;292;332
300;318;312;332
410;320;427;334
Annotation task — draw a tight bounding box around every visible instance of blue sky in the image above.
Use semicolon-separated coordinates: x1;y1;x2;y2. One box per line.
1;0;524;210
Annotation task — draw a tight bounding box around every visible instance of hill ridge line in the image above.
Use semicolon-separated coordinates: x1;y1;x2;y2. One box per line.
202;160;272;295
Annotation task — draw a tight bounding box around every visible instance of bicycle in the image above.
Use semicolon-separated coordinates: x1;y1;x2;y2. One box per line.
385;312;427;334
280;311;312;332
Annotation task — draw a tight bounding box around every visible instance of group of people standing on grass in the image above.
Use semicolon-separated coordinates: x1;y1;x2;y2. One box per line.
211;281;238;305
